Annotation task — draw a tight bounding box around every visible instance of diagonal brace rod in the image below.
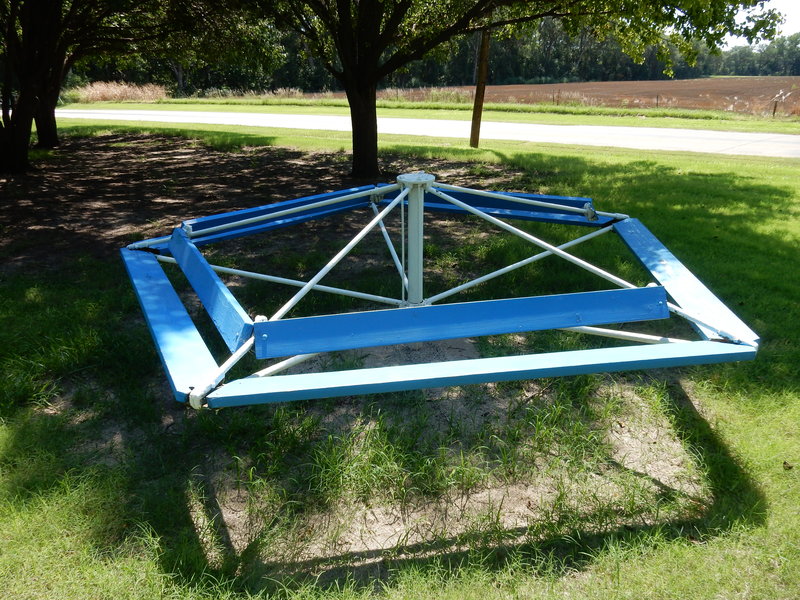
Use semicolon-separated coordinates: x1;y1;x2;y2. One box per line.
426;225;614;304
188;335;255;409
370;201;408;291
429;188;636;290
560;326;691;344
156;255;403;306
270;188;409;321
251;352;321;378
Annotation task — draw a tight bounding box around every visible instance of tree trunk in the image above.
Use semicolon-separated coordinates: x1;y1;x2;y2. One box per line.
35;54;71;148
470;29;491;148
34;88;60;148
344;80;380;179
0;128;12;175
0;90;36;174
170;62;186;96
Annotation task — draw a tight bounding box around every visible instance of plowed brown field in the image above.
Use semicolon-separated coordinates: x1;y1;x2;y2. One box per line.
375;77;800;115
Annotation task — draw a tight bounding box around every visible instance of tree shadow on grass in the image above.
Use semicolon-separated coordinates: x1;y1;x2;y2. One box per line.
0;369;767;596
0;135;793;596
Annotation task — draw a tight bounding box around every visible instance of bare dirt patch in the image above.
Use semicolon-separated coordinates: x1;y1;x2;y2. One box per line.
0;134;519;272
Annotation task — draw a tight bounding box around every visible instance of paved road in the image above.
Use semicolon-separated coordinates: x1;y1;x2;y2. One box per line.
56;108;800;159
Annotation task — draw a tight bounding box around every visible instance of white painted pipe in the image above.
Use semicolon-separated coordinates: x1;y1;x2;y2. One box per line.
188;336;255;409
560;326;690;344
185;184;401;237
156;255;403;306
426;226;614;304
398;172;435;304
250;352;320;378
269;189;408;321
429;188;636;290
370;201;408;291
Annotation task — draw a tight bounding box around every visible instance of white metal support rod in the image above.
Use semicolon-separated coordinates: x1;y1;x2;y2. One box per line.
435;182;629;220
666;302;748;345
429;188;637;290
184;184;402;238
398;172;435;304
250;352;320;378
560;326;691;344
370;201;408;290
401;191;406;303
269;189;409;321
156;255;403;306
407;180;424;304
188;335;255;409
127;234;172;250
426;226;614;304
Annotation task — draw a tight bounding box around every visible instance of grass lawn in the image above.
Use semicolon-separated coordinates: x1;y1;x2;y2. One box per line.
1;119;799;599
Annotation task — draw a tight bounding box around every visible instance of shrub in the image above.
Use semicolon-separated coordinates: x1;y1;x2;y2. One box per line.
377;86;473;103
66;81;168;103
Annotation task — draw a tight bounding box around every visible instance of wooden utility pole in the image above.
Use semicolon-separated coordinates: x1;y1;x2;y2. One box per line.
469;28;491;148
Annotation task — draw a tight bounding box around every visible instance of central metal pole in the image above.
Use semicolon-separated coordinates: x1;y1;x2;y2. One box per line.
397;172;435;304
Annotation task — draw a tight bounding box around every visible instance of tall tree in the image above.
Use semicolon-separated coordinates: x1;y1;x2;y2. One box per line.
0;0;173;173
258;0;780;177
138;13;285;96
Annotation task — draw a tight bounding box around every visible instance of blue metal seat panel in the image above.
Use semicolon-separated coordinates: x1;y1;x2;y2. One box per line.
121;248;218;402
168;229;253;352
207;340;756;408
254;286;668;358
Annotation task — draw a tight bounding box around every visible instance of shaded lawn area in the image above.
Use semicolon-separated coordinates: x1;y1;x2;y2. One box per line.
0;130;798;599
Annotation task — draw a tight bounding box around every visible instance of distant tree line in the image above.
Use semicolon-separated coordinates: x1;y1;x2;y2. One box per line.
719;34;800;76
393;23;800;86
71;19;800;96
72;27;333;96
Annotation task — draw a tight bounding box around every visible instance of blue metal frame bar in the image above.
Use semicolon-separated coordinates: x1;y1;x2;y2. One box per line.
184;185;378;235
614;218;759;346
183;185;389;247
380;186;614;227
120;248;218;402
207;341;756;408
139;186;382;252
254;286;668;358
168;229;254;352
